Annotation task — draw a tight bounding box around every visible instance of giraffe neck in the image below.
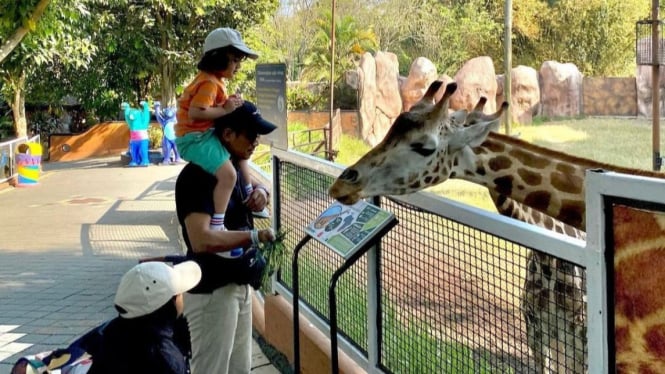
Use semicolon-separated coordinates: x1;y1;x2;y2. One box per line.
451;132;663;231
489;190;586;239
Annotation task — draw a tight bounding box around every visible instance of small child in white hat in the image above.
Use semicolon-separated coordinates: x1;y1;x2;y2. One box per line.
87;261;201;374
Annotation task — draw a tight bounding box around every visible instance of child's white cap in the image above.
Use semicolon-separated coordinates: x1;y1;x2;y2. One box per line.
114;261;201;319
203;27;259;59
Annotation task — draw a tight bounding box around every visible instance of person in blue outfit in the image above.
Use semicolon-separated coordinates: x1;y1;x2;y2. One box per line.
154;101;181;164
121;101;151;166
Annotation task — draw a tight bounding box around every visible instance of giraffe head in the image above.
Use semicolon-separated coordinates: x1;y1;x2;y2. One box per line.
329;80;508;204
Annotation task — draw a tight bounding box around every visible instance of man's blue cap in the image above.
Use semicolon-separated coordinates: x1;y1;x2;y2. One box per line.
215;101;277;135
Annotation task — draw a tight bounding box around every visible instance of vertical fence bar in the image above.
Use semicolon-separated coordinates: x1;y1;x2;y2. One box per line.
366;196;381;372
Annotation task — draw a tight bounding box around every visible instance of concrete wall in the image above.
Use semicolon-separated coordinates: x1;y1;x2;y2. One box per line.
48;122;161;162
289;111;360;137
582;77;637;116
253;294;366;374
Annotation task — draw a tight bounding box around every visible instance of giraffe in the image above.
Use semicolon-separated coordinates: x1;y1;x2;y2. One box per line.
492;192;587;373
328;80;665;372
612;204;665;373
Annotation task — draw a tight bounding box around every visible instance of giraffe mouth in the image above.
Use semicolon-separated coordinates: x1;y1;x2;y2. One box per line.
335;193;361;205
328;182;362;205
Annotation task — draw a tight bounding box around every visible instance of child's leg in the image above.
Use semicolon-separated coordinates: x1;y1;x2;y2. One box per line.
210;160;237;231
239;159;254;196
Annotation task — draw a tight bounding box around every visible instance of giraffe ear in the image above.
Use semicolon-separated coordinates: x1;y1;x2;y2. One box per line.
448;121;496;151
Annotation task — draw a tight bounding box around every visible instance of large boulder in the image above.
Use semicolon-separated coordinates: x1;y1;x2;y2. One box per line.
450;56;497;113
539;61;582;117
400;57;438;111
357;51;402;146
496;65;540;124
636;65;665;118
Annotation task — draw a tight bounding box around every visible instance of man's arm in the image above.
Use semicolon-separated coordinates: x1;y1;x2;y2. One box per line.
245;179;270;213
184;212;273;254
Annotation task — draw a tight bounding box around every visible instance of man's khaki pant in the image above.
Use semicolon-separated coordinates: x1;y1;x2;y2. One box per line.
185;284;252;374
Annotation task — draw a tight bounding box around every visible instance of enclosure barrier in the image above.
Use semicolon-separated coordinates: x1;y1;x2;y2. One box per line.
266;148;608;373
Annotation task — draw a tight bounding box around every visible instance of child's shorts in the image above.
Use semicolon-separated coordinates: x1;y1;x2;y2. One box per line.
176;129;230;175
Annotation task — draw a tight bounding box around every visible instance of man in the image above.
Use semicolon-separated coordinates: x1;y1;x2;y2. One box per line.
175;101;276;374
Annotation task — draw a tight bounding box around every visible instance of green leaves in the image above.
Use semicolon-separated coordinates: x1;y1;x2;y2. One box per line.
258;228;289;294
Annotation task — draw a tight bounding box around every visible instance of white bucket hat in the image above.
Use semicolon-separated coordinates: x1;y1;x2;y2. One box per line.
114;261;202;319
203;27;259;59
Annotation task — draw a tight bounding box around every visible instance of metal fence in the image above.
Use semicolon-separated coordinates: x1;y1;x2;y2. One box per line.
0;135;41;184
268;148;606;373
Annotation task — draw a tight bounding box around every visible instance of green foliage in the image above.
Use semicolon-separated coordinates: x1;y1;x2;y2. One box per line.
287;84;320;111
0;0;96;137
258;228;289;293
0;111;13;140
301;9;378;83
381;301;500;373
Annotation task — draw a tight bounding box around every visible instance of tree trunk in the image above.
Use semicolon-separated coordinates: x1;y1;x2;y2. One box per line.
159;11;176;107
161;59;176;107
0;0;52;64
10;71;27;138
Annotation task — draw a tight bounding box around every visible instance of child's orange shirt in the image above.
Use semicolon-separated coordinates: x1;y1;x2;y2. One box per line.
175;71;228;137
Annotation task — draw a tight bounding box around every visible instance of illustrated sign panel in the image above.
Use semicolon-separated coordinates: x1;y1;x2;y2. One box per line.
305;200;396;259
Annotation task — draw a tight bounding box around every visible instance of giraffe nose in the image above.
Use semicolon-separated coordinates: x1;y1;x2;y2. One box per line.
339;168;359;183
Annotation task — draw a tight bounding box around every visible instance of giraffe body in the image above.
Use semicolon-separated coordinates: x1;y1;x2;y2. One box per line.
329;81;665;372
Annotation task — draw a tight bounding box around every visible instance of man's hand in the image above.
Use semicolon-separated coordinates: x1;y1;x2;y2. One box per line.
245;187;268;212
258;229;275;243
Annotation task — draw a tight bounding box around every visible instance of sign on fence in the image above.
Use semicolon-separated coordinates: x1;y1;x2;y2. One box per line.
305;200;396;259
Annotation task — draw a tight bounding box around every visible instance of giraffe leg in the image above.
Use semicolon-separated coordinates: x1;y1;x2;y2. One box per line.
552;262;587;373
522;253;553;374
564;265;587;373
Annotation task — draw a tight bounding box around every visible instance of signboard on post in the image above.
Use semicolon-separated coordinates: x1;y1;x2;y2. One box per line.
256;63;288;150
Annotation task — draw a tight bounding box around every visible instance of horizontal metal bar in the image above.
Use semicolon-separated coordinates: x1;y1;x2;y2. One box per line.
392;191;592;267
272;148;344;177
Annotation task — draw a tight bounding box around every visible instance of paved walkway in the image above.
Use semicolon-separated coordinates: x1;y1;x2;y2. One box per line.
0;156;279;373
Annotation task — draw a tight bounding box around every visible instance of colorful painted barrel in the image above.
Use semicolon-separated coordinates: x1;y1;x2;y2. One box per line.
16;142;42;186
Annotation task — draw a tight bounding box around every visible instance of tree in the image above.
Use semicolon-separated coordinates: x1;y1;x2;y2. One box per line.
0;0;52;64
0;0;95;138
83;0;278;108
302;10;378;83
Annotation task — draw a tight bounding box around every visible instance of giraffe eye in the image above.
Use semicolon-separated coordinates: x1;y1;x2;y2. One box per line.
410;142;436;157
339;168;359;183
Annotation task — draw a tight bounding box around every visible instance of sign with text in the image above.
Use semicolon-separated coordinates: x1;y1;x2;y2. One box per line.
305;200;397;259
256;63;288;149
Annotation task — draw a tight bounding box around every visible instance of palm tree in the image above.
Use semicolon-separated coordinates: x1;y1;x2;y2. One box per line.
302;10;378;83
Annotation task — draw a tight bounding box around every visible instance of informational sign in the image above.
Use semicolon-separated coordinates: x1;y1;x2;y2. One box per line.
256;63;288;150
305;200;397;259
